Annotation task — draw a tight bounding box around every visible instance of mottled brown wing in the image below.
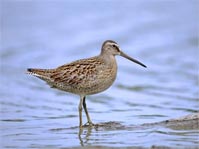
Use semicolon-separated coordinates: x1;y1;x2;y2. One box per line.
50;57;103;86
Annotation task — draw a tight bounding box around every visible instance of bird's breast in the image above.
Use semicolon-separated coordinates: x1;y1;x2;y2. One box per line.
80;57;118;95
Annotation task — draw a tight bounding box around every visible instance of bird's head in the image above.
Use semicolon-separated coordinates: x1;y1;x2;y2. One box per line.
101;40;147;68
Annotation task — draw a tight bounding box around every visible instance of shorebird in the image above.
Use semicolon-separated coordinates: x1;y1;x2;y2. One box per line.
27;40;146;128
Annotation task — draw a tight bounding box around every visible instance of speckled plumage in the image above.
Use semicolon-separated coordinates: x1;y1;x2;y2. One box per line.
27;40;146;128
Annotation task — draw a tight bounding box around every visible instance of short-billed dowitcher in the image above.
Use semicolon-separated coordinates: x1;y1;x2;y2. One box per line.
27;40;146;128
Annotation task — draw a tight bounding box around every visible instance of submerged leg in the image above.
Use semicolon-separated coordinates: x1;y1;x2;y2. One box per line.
78;96;84;128
82;96;93;126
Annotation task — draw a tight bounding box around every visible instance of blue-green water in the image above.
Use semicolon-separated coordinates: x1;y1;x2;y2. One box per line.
1;0;198;148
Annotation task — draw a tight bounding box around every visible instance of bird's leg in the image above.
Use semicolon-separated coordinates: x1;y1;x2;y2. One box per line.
82;96;94;126
78;96;84;128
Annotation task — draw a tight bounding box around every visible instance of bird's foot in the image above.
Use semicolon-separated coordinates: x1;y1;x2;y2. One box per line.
83;121;94;127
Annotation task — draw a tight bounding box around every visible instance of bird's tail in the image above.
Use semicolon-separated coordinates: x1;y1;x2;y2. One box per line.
26;68;53;81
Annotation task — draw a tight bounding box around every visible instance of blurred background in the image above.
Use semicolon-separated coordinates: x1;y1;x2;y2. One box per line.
1;0;198;148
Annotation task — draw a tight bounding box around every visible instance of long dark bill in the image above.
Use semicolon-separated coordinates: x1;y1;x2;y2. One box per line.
120;51;147;68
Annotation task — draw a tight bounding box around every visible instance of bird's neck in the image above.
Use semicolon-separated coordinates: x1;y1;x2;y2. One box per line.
100;52;117;67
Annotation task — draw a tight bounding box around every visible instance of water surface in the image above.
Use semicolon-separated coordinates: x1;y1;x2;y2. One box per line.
1;0;198;148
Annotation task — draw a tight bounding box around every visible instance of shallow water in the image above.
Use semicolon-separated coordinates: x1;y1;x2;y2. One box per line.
1;0;198;148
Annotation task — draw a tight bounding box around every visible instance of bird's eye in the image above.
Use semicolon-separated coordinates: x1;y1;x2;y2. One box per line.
112;44;117;48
